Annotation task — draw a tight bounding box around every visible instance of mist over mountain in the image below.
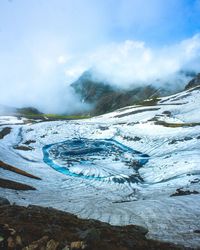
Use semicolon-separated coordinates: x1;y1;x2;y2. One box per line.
71;69;197;115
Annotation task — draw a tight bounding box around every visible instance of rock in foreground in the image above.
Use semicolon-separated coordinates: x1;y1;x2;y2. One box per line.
0;204;184;250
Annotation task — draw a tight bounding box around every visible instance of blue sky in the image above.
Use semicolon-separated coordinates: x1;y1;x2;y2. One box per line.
1;0;200;49
0;0;200;112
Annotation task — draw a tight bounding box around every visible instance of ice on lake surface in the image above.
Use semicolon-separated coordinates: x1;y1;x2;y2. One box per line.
43;138;149;183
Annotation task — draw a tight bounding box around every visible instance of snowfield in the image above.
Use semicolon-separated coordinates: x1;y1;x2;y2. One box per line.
0;86;200;248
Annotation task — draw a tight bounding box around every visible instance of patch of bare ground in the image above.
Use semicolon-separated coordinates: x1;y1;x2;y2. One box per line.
154;121;200;128
0;204;184;250
0;160;41;180
114;108;160;118
0;127;11;139
23;140;36;145
13;145;33;151
148;116;200;128
170;188;199;197
0;178;36;190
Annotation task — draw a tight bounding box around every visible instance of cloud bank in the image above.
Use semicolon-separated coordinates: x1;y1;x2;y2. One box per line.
65;34;200;89
1;34;200;114
0;0;200;114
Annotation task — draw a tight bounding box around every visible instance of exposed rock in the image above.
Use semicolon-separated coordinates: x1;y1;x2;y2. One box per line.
162;111;171;117
0;224;22;249
16;235;23;247
0;204;183;250
0;160;41;180
98;126;109;131
185;73;200;90
0;178;36;190
168;139;177;145
184;136;192;141
62;246;70;250
170;188;199;197
13;145;33;151
115;108;160;118
46;239;59;250
23;140;36;145
168;137;193;145
71;70;171;115
0;127;12;139
70;241;87;249
0;197;10;206
190;178;200;184
123;136;141;141
23;236;49;250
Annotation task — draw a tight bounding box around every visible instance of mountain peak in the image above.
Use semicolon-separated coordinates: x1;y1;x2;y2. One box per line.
185;73;200;90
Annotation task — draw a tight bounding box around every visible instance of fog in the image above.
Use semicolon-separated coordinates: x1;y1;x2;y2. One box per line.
66;35;200;90
0;0;200;114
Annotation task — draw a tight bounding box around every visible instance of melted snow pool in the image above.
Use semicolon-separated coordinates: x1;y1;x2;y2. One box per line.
43;138;149;183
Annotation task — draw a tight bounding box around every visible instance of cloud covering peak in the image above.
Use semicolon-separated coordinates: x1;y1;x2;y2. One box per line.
65;34;200;88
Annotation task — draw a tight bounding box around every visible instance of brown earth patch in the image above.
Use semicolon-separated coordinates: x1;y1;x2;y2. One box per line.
13;145;33;151
115;108;160;118
0;160;41;180
0;178;36;190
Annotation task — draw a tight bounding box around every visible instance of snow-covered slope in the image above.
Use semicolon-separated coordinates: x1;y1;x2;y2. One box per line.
0;86;200;248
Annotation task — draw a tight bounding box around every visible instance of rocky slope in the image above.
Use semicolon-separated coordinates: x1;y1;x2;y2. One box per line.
71;71;174;115
0;200;183;250
185;73;200;90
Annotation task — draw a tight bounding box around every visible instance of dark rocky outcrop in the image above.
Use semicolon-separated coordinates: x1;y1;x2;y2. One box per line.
0;178;36;190
170;188;199;197
0;197;10;206
71;71;171;115
0;127;12;139
0;203;184;250
0;160;41;180
185;73;200;90
13;145;33;151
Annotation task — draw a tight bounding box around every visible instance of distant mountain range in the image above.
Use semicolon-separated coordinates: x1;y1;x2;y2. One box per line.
71;70;197;115
1;71;199;116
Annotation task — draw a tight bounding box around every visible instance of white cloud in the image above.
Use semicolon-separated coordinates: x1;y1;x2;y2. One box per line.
1;0;200;114
64;34;200;89
0;33;200;114
57;55;71;64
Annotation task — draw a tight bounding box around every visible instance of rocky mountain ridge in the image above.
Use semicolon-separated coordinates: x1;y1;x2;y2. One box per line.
71;71;196;115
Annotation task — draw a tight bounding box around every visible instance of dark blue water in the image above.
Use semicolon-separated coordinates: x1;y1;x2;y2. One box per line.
43;138;149;183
